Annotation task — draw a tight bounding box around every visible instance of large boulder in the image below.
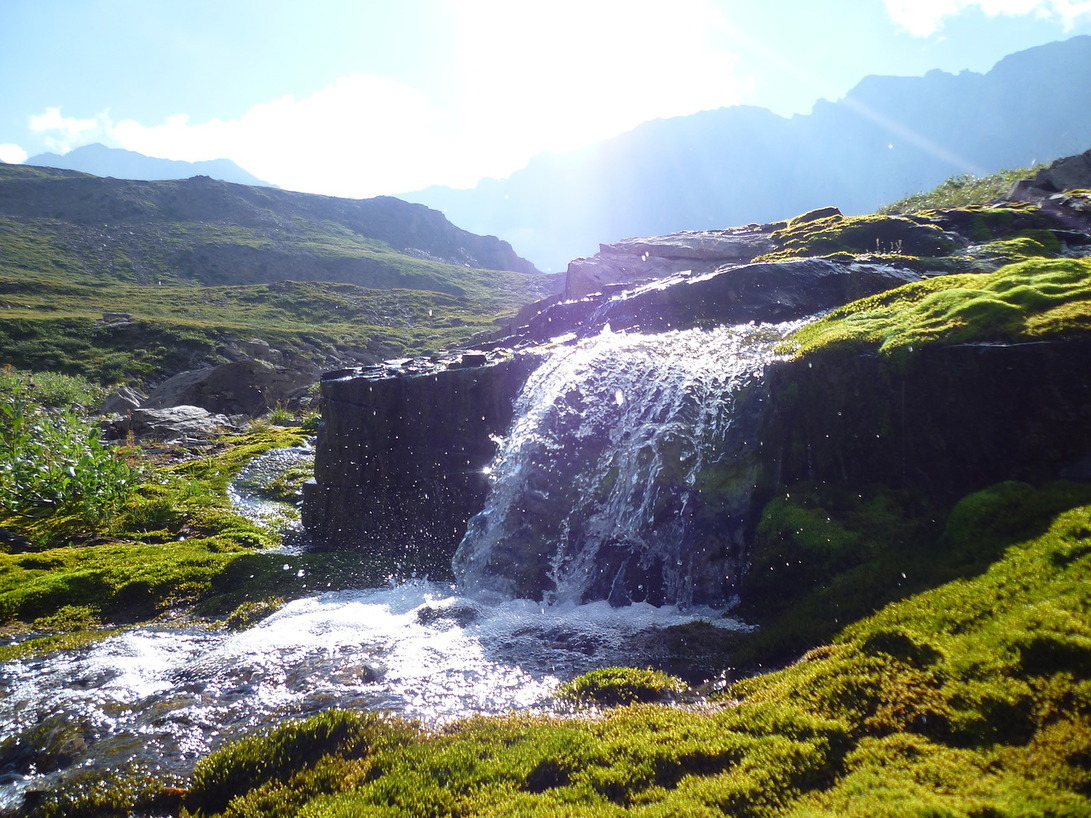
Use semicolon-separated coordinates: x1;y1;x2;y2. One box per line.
142;358;320;416
104;405;233;442
96;385;147;415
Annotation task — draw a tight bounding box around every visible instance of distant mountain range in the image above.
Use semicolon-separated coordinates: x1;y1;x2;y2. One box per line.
404;36;1091;271
26;142;273;188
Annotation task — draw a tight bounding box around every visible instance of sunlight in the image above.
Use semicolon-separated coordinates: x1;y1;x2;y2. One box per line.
447;0;750;165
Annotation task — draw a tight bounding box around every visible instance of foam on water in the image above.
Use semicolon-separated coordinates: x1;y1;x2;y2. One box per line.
0;580;745;807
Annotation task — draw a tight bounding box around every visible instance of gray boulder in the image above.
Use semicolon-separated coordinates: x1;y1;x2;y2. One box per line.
96;385;147;415
142;358;320;416
104;405;233;442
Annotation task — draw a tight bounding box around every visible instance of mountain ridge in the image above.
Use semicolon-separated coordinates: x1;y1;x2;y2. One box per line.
404;35;1091;270
26;142;273;188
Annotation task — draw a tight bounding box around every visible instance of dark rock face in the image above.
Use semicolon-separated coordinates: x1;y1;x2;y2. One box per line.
760;340;1091;505
589;257;921;335
303;188;1091;608
491;255;922;348
301;353;543;559
302;247;925;580
1025;148;1091;193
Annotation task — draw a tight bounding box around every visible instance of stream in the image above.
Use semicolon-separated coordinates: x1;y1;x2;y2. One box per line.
0;322;795;811
0;448;744;812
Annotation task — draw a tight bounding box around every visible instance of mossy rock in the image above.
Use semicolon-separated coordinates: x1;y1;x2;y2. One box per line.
555;666;685;706
757;213;957;262
918;203;1057;242
782;256;1091;357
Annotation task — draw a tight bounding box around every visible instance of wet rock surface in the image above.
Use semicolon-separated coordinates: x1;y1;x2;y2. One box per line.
760;339;1091;506
305;189;1091;606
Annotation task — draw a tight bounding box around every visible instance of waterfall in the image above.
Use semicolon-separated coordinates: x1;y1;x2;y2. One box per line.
453;321;799;609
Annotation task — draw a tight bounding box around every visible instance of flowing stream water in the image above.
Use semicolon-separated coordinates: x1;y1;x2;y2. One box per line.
0;322;795;811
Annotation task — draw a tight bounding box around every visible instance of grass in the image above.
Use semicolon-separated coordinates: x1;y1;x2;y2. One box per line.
781;256;1091;357
878;166;1044;213
0;275;555;384
0;422;419;651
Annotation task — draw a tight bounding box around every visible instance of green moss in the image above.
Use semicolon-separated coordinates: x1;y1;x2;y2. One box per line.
556;667;685;707
186;710;415;816
0;427;393;643
120;480;1078;816
224;596;285;630
755;213;956;263
784;256;1091;357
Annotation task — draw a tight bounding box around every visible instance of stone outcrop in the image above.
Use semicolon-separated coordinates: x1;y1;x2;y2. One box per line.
587;257;921;335
302;249;924;577
1019;148;1091;194
488;256;921;347
304;182;1091;607
142;358;320;417
103;405;233;442
96;385;146;415
563;227;776;299
301;352;544;558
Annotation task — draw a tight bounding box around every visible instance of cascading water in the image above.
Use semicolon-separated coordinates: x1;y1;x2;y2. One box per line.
454;321;800;609
0;321;795;811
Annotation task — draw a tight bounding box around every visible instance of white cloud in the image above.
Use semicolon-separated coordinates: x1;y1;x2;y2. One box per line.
23;0;751;198
0;144;28;164
28;107;108;153
447;0;749;164
884;0;1091;37
109;74;451;197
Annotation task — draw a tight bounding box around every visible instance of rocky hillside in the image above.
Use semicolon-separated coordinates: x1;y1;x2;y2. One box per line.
0;163;558;384
0;163;540;286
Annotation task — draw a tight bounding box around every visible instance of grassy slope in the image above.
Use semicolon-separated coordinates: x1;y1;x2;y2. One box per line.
0;165;559;383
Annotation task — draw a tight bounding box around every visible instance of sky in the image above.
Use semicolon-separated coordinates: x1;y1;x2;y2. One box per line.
2;0;1091;198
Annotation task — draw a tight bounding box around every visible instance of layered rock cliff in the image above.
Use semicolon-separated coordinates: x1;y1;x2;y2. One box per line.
304;163;1091;606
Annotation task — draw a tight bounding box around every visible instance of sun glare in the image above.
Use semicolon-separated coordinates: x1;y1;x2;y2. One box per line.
447;0;750;169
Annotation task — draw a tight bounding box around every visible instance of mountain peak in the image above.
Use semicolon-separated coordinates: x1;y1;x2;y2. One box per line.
25;143;273;187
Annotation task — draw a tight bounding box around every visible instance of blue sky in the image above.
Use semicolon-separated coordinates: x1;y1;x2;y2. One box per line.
2;0;1091;197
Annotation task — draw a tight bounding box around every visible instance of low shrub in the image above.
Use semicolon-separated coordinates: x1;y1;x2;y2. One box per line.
0;370;140;549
